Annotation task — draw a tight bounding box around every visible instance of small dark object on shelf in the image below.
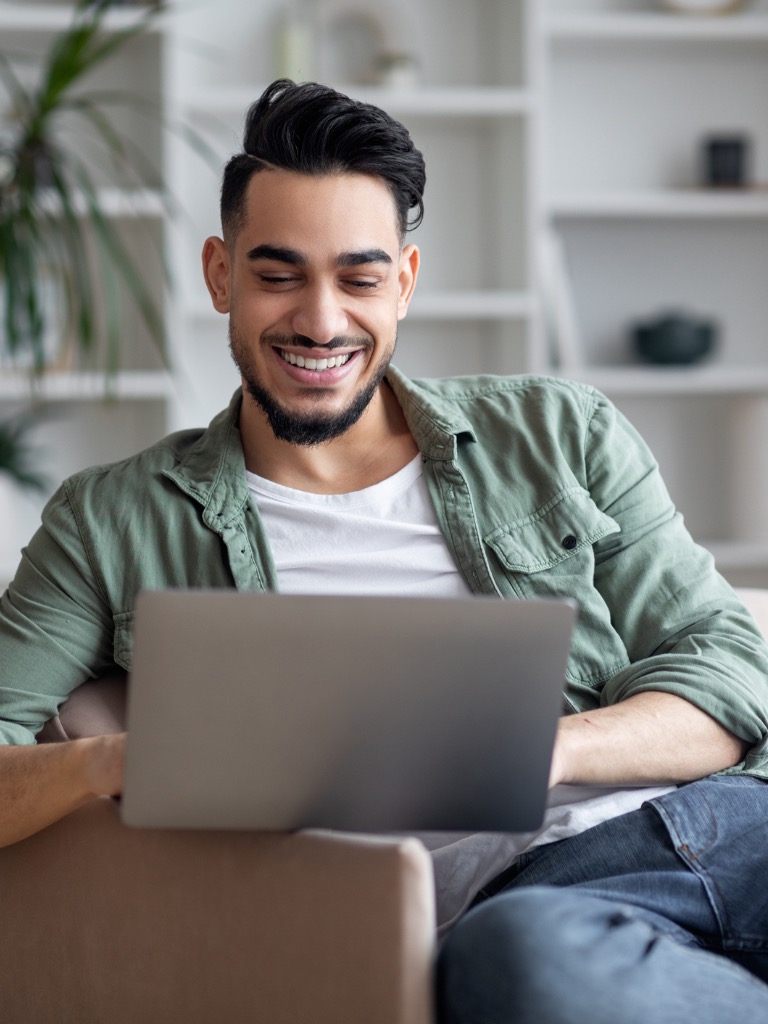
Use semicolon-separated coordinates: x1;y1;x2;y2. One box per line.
632;312;717;366
701;134;752;188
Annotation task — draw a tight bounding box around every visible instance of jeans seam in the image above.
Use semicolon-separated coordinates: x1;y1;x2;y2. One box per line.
649;800;731;941
650;790;768;948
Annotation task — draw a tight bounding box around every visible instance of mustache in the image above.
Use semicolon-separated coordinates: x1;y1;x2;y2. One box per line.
263;332;373;352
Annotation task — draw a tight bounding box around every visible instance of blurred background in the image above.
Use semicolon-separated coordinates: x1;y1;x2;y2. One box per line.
2;0;768;588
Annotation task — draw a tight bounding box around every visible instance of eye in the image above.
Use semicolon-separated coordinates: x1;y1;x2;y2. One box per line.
345;278;380;291
258;274;298;287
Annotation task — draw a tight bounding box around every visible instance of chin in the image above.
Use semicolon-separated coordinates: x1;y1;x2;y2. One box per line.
244;369;387;446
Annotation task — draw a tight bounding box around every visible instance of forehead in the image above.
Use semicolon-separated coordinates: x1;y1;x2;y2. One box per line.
238;169;401;252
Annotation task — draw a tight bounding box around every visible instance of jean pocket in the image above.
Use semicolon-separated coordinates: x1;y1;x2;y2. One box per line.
650;776;768;950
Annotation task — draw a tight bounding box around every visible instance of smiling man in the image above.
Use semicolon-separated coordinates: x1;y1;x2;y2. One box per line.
1;80;768;1024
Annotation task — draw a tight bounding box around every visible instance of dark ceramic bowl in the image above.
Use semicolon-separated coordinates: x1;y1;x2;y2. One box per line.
632;314;717;366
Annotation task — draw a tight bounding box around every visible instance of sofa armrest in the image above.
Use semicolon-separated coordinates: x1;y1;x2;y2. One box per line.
0;798;435;1024
30;674;436;1021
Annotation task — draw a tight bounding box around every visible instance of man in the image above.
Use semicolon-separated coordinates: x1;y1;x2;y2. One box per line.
1;79;768;1022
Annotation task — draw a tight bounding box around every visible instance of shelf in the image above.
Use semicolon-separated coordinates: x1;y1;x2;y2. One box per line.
184;86;534;120
35;188;166;219
550;189;768;219
407;291;535;320
0;2;164;33
546;11;768;41
0;370;174;402
554;365;768;397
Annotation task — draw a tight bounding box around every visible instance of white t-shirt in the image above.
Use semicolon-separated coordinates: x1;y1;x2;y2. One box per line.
246;456;674;938
246;454;472;597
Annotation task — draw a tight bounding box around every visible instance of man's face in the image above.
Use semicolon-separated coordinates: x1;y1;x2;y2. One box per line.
204;169;419;446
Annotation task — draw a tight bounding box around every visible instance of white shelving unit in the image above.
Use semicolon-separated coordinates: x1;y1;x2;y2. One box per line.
540;0;768;586
551;190;768;219
546;8;768;40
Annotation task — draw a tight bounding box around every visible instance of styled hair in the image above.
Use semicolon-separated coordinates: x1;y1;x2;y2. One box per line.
220;79;426;243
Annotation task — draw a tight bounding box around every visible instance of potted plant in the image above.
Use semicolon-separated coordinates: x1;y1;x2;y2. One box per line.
0;412;46;493
0;0;165;377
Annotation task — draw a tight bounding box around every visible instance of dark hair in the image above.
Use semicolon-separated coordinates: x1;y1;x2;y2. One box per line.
220;79;426;242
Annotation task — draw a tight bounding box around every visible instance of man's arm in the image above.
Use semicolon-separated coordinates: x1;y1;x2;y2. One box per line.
0;478;128;847
549;690;748;788
564;391;768;777
0;735;124;848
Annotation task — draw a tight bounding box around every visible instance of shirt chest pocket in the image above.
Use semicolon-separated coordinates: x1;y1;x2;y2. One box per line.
485;488;628;692
485;487;619;576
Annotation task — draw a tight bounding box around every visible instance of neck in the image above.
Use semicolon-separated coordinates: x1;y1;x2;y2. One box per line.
239;379;418;494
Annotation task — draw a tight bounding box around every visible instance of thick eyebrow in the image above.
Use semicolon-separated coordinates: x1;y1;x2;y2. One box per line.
246;244;307;265
336;249;392;268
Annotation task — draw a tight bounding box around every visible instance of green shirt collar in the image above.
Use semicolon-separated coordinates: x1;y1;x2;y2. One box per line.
386;366;477;460
163;366;477;518
163;389;250;528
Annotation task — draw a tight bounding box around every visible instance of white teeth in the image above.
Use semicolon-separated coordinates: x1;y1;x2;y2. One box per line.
281;350;352;371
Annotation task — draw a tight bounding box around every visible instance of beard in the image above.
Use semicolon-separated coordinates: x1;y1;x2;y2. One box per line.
229;325;396;447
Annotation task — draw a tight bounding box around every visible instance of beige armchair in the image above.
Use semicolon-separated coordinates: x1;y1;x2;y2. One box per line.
0;673;436;1024
2;587;766;1024
0;800;434;1024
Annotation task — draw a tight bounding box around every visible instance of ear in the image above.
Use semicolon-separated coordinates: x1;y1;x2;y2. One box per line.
202;236;231;313
397;243;420;321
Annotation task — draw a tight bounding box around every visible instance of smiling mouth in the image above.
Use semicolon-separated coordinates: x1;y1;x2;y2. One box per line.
278;349;354;371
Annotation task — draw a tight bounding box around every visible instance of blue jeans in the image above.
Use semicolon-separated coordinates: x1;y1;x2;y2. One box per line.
436;776;768;1023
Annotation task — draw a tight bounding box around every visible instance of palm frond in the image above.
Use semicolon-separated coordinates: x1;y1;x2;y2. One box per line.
72;160;167;363
39;2;159;116
0;0;170;380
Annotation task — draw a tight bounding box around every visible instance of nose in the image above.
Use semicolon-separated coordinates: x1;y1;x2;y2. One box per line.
290;282;350;346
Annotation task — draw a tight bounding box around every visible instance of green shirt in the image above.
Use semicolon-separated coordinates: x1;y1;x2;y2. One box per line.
2;368;768;777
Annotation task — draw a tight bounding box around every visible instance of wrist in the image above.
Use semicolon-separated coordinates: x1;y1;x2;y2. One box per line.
74;734;126;799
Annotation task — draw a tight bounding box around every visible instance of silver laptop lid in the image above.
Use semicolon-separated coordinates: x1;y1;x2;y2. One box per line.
121;591;576;833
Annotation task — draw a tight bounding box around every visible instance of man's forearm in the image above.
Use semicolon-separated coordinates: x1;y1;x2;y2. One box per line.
0;735;125;848
549;691;749;788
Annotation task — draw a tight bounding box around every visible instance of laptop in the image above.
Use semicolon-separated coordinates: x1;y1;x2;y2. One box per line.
121;590;576;833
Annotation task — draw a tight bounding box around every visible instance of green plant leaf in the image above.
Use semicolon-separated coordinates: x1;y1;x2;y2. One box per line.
0;51;32;120
1;0;168;380
44;160;97;355
0;413;48;493
38;2;159;118
71;160;168;366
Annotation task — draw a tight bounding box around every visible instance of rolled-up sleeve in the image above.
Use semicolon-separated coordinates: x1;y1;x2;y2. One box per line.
586;394;768;774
